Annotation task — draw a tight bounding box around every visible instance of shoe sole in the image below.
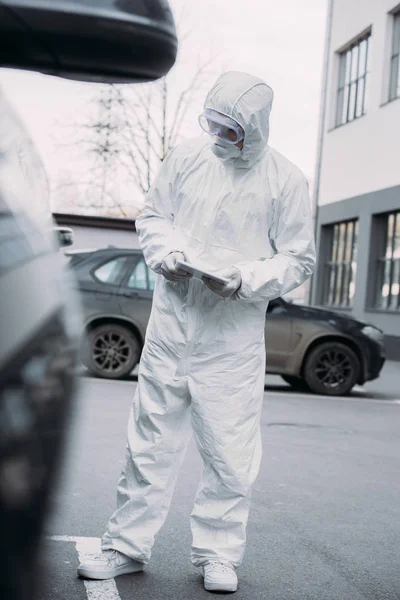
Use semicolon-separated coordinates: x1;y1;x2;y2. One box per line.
77;563;143;580
204;581;238;592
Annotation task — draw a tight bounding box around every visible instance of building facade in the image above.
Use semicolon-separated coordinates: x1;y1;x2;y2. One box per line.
312;0;400;359
53;213;140;252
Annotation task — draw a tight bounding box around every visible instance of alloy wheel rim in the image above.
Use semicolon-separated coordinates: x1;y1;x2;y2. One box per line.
314;350;353;389
92;331;132;373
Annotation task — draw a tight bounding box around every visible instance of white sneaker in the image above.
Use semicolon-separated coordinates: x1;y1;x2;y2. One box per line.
77;549;143;580
203;561;238;592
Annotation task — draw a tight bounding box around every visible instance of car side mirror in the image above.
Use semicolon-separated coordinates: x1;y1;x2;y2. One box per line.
0;0;177;83
54;226;74;249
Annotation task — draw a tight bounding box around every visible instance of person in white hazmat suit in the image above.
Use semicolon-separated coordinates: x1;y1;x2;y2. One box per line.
78;71;316;593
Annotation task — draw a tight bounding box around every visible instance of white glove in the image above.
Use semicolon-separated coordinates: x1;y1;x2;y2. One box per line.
202;266;242;299
161;252;192;282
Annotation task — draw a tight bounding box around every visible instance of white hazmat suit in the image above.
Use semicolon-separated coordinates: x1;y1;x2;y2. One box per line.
101;71;316;568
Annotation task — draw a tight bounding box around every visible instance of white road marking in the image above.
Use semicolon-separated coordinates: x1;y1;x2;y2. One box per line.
47;536;122;600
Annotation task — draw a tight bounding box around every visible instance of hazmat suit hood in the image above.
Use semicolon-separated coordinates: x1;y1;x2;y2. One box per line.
204;71;274;169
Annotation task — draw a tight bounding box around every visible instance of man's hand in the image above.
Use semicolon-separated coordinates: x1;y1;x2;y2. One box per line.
203;266;242;299
161;252;192;282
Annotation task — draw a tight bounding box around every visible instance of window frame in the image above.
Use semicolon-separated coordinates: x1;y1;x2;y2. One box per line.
335;32;371;127
321;219;359;309
389;11;400;102
373;211;400;311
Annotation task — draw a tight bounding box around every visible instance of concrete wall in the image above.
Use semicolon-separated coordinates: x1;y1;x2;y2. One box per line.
319;0;400;206
313;0;400;359
313;185;400;359
65;224;140;252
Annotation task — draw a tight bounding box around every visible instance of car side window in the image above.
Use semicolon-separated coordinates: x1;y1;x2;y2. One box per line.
147;267;156;291
127;258;147;290
94;257;127;285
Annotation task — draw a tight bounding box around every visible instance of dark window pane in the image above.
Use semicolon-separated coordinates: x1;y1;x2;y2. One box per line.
365;35;371;73
393;14;400;55
337;222;346;262
386;214;395;259
349;260;357;304
344;221;353;262
344;50;352;84
394;213;400;258
358;39;367;77
363;71;369;114
348;82;357;121
329;265;336;305
331;225;339;261
390;260;400;309
352;221;359;263
375;260;385;308
336;88;345;125
389;55;400;100
338;53;347;87
383;259;392;308
351;44;359;81
342;86;350;124
355;77;365;117
334;264;343;305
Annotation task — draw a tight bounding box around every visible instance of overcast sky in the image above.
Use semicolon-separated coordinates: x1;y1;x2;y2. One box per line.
0;0;328;211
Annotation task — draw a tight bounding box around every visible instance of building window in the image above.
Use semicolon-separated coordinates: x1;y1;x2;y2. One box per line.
389;12;400;101
322;220;359;307
336;33;370;126
375;212;400;310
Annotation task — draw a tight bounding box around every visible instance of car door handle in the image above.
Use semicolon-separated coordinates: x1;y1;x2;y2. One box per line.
123;291;139;298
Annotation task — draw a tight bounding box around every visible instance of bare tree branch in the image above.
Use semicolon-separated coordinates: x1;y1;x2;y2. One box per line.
54;20;219;212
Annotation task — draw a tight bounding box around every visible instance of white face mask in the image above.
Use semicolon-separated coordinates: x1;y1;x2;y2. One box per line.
211;137;242;161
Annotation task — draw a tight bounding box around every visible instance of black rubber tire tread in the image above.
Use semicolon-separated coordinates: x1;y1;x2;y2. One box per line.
281;375;310;392
303;341;360;396
82;323;140;379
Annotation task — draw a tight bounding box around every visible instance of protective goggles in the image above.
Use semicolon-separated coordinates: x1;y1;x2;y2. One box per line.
198;108;244;145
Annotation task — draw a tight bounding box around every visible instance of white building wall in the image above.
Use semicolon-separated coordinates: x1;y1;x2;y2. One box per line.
62;225;140;253
319;0;400;206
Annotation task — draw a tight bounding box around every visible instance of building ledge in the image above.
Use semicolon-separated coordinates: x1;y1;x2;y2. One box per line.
53;212;137;231
327;112;367;133
380;95;400;108
364;308;400;315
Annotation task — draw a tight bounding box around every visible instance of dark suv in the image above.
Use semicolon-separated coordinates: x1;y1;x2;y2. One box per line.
67;247;386;397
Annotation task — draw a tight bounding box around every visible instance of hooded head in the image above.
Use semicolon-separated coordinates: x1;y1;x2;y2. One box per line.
203;71;274;169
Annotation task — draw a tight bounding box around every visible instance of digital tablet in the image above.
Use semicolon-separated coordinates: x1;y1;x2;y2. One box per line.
176;260;230;285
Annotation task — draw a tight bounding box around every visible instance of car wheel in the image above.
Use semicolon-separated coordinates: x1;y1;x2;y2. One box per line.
303;341;360;396
281;375;310;391
82;323;141;379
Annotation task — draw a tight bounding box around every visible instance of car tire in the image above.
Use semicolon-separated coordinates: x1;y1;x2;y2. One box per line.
281;375;310;392
303;341;360;396
82;323;141;379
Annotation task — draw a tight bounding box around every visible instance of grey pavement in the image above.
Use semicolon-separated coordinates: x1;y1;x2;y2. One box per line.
362;360;400;399
39;375;400;600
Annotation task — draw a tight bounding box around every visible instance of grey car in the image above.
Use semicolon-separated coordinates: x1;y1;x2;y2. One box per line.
68;246;386;396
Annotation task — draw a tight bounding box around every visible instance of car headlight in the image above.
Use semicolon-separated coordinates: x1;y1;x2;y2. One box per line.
361;325;385;344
